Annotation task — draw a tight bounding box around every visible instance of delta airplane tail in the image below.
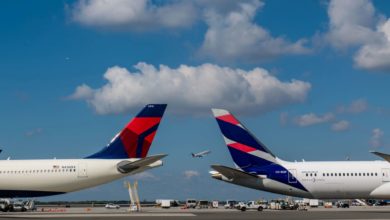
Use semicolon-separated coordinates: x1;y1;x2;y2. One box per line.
86;104;167;159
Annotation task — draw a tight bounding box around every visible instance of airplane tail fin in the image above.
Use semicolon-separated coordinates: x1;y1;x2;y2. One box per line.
212;109;278;171
191;153;195;157
86;104;167;159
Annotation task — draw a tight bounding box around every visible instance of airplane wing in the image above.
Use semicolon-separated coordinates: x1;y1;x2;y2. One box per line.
117;154;167;173
211;164;263;180
371;151;390;162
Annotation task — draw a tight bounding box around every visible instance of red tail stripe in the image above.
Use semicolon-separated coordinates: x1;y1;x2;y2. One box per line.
228;142;257;153
217;114;240;125
140;131;157;158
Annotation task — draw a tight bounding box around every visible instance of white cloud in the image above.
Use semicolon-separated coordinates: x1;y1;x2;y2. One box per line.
279;112;289;126
331;120;350;132
338;99;368;114
325;0;378;49
324;0;390;72
131;172;158;181
184;170;200;179
25;128;43;137
354;19;390;71
370;128;384;148
71;0;197;30
199;0;310;62
294;113;335;127
70;62;311;115
68;84;95;100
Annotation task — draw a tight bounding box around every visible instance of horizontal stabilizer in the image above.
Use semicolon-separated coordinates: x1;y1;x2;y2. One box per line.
211;165;262;180
117;154;167;173
371;151;390;162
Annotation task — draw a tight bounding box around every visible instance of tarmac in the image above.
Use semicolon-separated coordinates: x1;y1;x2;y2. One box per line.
2;206;390;219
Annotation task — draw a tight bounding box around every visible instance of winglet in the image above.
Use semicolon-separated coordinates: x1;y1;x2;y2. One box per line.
117;154;167;173
371;151;390;162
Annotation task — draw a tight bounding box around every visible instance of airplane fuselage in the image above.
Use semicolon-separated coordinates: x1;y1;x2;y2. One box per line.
225;160;390;199
0;159;161;197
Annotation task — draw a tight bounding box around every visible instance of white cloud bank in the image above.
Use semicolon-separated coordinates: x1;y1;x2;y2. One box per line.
183;170;200;179
70;0;310;62
331;120;350;132
199;0;310;62
370;128;384;148
294;113;334;127
70;0;197;30
325;0;390;72
69;62;311;115
337;99;368;114
325;0;378;49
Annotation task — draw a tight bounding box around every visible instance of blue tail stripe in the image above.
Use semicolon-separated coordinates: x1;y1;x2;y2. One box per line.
228;147;273;168
136;104;167;117
136;124;159;158
217;119;270;153
85;136;128;159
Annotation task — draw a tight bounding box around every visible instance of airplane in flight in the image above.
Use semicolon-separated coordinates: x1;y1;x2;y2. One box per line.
0;104;167;198
191;150;211;158
210;108;390;199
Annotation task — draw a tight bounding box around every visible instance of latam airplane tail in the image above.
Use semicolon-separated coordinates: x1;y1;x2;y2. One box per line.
212;109;279;172
86;104;167;159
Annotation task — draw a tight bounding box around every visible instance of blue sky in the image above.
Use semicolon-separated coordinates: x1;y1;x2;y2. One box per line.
2;0;390;201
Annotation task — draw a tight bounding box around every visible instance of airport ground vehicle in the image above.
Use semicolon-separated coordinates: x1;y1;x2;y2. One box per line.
105;203;120;209
0;199;11;212
210;108;390;200
0;200;35;212
186;199;197;208
336;201;350;208
373;200;387;206
197;200;209;209
224;200;238;209
309;199;319;207
237;201;265;211
161;200;171;208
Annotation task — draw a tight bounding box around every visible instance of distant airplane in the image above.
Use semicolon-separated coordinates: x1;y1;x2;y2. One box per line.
0;104;167;198
210;108;390;199
192;150;211;158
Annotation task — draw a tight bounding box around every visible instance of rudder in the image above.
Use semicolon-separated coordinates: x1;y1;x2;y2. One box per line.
212;108;277;170
86;104;167;159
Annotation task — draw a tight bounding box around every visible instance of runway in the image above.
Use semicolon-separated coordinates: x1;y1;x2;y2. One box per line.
1;207;390;220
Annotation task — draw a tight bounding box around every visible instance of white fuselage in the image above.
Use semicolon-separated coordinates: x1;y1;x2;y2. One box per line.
229;160;390;199
0;158;161;196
